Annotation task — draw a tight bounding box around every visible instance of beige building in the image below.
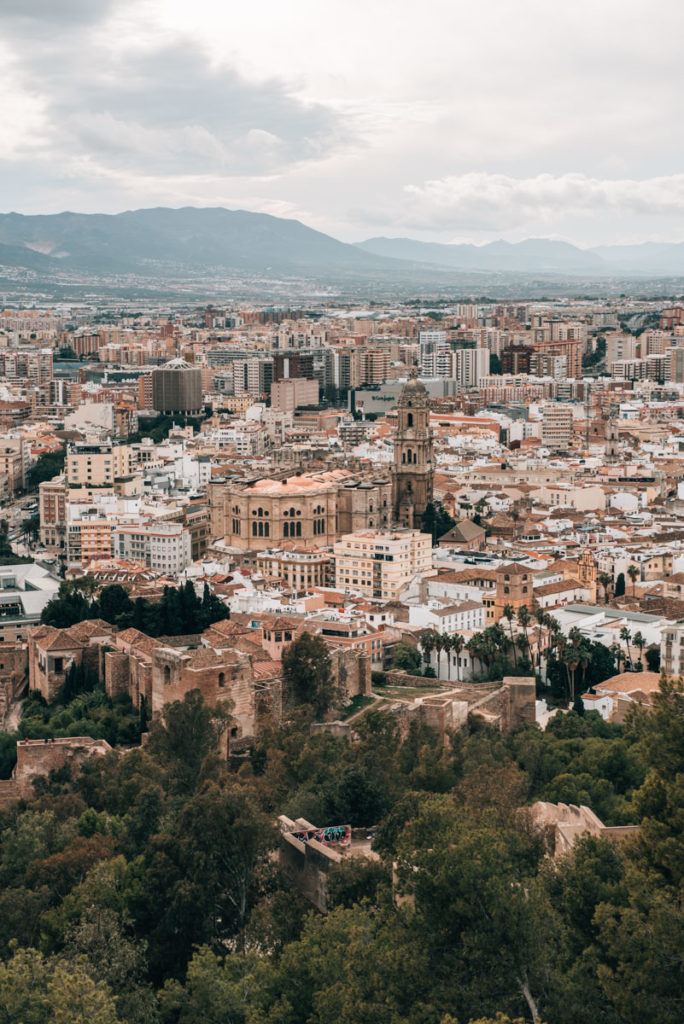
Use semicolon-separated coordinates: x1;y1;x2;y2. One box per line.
333;529;433;600
66;440;134;488
256;546;332;590
270;377;319;412
0;440;26;495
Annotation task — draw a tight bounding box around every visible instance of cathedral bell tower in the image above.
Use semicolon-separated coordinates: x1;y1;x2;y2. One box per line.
391;370;434;529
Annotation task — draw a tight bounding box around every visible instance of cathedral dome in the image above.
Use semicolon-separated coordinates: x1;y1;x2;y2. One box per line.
398;370;429;407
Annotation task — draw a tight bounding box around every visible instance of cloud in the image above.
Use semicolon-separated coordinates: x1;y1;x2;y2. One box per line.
395;172;684;232
0;6;346;187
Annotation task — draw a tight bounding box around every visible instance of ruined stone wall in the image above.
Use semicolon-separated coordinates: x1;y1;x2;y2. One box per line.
330;647;371;702
0;736;113;807
105;650;130;699
150;647;256;742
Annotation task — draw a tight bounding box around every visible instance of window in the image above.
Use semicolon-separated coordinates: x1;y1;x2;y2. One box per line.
218;672;225;687
164;665;171;685
54;657;63;672
407;413;413;427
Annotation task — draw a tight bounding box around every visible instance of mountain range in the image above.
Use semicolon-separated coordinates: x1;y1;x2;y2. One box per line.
1;206;684;283
356;235;684;276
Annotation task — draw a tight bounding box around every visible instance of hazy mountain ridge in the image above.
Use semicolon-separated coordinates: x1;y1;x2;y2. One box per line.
0;207;683;284
357;235;684;276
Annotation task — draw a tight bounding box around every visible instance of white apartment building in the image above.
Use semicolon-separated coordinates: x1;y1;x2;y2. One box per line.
408;598;485;633
333;529;433;600
113;521;191;572
455;347;490;387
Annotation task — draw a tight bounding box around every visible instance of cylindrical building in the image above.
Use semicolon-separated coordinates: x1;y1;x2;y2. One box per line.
152;358;203;415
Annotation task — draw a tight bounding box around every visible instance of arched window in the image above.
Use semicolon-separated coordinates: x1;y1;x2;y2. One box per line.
407;412;413;427
296;522;302;537
257;507;264;517
163;665;171;686
264;522;270;537
252;522;258;536
402;452;406;464
413;451;417;463
283;522;289;538
218;672;225;688
258;522;263;536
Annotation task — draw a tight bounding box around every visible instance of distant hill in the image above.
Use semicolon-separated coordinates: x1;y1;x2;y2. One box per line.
357;234;684;278
0;207;407;279
2;206;684;286
356;236;606;274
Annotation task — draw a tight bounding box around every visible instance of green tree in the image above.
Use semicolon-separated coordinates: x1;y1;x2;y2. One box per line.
147;689;232;794
98;584;134;626
627;563;640;598
281;632;339;718
27;447;66;489
614;572;625;598
0;946;120;1024
421;501;456;544
391;640;422;675
598;572;613;604
420;629;436;670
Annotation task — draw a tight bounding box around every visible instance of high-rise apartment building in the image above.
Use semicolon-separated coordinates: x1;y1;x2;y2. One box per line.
455;347;490;387
66;440;133;488
541;403;574;450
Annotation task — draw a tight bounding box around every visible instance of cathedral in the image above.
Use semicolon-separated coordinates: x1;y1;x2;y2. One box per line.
391;371;434;529
208;372;434;550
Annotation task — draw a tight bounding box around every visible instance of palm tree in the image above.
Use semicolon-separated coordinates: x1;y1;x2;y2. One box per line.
420;630;435;672
502;603;518;667
441;632;453;680
632;630;645;669
533;604;546;671
619;626;633;669
466;633;485;678
568;626;583;650
517;604;531;656
451;632;465;682
627;563;640;598
598;572;612;604
578;644;592;691
433;632;444;678
563;646;580;703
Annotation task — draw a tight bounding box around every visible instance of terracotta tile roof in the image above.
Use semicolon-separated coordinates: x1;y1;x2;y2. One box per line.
37;627;86;651
253;659;282;678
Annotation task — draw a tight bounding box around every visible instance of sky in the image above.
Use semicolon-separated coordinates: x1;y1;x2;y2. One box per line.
2;0;684;247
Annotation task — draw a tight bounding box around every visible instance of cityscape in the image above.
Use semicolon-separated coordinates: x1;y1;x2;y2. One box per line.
0;1;683;1022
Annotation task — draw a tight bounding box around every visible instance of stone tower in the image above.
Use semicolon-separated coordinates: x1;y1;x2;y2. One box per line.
578;548;597;603
391;371;434;528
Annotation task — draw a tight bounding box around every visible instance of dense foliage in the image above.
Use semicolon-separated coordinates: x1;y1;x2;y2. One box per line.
27;447;66;489
421;501;456;544
41;578;228;636
0;678;680;1023
0;520;33;566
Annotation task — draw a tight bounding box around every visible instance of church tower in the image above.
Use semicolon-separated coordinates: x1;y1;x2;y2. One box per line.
391;371;434;529
578;548;598;603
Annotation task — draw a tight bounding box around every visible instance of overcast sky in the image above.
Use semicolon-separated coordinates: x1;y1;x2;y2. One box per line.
2;0;684;246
